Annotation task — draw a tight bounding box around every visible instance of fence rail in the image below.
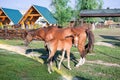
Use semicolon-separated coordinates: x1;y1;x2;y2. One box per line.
0;29;26;39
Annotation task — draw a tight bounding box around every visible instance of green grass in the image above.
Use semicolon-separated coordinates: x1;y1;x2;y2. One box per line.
87;46;120;64
0;28;120;80
0;39;44;48
0;39;24;46
0;49;60;80
93;28;120;42
69;45;120;80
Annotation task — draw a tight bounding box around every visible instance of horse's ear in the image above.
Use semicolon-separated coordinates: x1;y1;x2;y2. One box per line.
71;27;77;33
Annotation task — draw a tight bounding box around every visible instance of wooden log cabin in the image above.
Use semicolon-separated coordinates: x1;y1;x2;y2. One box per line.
0;8;22;29
19;5;57;29
0;5;57;39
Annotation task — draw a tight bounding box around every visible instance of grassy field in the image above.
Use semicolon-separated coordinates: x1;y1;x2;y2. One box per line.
0;28;120;80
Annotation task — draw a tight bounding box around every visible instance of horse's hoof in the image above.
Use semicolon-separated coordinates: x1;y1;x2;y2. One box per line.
48;68;52;74
48;69;52;74
68;67;72;70
58;67;61;70
75;65;80;68
48;71;52;74
51;68;54;72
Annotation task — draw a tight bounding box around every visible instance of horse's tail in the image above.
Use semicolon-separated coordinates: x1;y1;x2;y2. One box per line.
85;29;95;53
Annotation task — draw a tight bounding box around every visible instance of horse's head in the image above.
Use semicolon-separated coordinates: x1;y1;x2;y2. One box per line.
24;31;33;46
71;27;86;47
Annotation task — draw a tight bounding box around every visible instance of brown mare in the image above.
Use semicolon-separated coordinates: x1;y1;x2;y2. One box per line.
24;25;94;74
24;26;74;73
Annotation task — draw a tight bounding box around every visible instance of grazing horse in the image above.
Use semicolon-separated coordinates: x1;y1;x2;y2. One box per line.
24;26;73;73
72;25;94;67
24;26;59;46
24;25;94;74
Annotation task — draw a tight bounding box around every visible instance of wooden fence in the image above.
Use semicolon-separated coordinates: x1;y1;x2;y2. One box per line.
0;29;26;39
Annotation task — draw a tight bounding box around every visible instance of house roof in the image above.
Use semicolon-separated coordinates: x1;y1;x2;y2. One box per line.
1;8;22;24
80;9;120;17
19;5;57;24
33;5;57;24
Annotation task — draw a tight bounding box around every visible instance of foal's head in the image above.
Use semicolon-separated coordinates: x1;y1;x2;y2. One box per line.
73;34;79;47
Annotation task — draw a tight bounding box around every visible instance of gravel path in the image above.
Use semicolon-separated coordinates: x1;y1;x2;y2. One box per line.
0;44;44;64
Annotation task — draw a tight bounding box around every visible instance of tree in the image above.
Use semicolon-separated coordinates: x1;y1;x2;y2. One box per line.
50;0;73;27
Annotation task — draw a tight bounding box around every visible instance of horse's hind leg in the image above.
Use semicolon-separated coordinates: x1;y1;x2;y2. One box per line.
58;50;65;70
47;50;56;74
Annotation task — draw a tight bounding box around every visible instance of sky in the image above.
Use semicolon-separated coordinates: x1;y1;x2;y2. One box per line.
0;0;120;12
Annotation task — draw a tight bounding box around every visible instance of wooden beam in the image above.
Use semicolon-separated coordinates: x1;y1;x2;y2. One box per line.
20;8;34;24
28;14;40;16
0;16;7;18
29;16;33;20
0;11;3;15
2;17;6;21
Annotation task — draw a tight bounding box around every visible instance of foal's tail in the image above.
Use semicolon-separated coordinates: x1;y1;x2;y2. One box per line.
85;29;95;53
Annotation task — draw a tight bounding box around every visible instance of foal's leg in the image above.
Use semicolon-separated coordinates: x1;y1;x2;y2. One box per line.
58;50;65;70
66;50;71;70
47;47;57;74
76;46;86;67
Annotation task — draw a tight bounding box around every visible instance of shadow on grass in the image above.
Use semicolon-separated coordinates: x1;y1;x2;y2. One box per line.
25;48;48;54
73;76;90;80
100;35;120;41
60;52;78;70
25;48;49;63
100;35;120;46
102;41;120;47
25;48;78;69
96;49;120;60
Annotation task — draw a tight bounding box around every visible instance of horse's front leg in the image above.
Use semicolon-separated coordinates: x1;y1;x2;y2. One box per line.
58;50;65;70
76;46;86;67
76;57;85;67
